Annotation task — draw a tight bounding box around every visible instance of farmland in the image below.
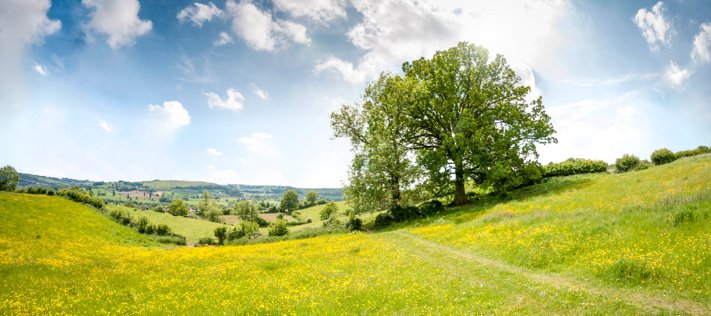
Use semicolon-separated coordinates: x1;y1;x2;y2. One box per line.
1;155;709;314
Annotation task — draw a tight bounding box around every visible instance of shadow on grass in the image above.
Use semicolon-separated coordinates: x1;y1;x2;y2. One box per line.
370;175;596;232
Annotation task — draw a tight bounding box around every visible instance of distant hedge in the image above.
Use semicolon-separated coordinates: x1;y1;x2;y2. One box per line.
675;146;711;159
543;158;608;177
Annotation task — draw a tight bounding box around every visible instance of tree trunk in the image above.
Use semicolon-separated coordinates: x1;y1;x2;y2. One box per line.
452;163;468;206
390;175;401;207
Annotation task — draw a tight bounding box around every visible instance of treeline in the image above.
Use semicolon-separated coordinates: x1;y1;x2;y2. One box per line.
616;146;710;173
19;187;105;209
108;209;186;245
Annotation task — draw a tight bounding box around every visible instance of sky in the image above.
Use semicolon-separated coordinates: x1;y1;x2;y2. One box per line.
0;0;710;188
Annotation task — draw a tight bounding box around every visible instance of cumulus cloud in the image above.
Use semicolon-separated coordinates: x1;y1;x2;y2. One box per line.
314;0;567;86
205;88;245;111
663;61;692;90
98;119;113;132
206;147;223;157
177;2;223;27
148;101;191;130
214;31;233;46
273;0;347;23
225;0;311;51
32;62;48;76
691;22;711;64
0;0;60;112
207;166;242;184
82;0;153;48
634;1;671;51
250;84;269;100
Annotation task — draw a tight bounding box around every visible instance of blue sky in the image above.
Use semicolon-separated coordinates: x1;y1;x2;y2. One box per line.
1;0;710;187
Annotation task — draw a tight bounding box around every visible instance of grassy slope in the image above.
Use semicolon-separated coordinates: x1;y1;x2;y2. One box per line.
1;155;710;314
107;205;228;244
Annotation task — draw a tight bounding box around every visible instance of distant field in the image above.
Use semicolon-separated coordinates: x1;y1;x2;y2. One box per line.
1;155;710;314
142;180;219;189
107;205;228;244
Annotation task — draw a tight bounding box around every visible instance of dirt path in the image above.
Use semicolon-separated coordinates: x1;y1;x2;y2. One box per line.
382;230;709;315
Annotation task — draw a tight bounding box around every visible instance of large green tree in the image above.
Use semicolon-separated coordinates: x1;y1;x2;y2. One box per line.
167;199;189;216
279;190;299;213
331;73;424;213
402;42;556;205
0;165;19;192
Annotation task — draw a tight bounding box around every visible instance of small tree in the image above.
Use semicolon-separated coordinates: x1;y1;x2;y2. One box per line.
268;219;289;236
0;165;20;192
234;200;259;222
214;226;227;245
280;190;299;213
615;154;640;173
306;191;318;206
320;202;338;221
167;199;188;216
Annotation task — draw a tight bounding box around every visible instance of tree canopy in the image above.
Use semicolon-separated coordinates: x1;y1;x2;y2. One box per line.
0;165;19;192
332;42;556;210
279;190;299;213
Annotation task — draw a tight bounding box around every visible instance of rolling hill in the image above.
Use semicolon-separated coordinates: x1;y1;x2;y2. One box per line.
1;155;710;314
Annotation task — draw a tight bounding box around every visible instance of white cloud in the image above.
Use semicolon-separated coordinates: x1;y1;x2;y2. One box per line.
250;83;269;100
663;61;691;90
206;147;224;157
98;120;113;133
32;62;48;76
177;55;214;83
177;2;222;27
148;101;191;130
0;0;60;111
82;0;153;49
214;32;233;46
205;88;245;111
314;0;567;85
208;167;242;184
273;0;347;23
238;132;280;159
225;0;311;51
633;1;671;51
691;22;711;64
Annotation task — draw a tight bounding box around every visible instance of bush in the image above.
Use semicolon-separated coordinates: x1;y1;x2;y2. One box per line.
543;158;608;177
675;146;711;159
320;202;338;221
135;216;149;233
0;165;20;192
227;227;246;241
419;200;444;217
214;227;228;245
344;214;362;231
57;188;105;209
155;224;171;236
389;205;419;222
196;237;216;246
374;212;394;228
268;219;289;236
650;148;676;165
615;154;640;173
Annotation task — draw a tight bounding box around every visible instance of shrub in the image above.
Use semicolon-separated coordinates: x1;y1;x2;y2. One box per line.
135;216;149;233
389;205;419;222
344;214;362;231
675;146;711;159
323;216;340;227
268;219;289;236
320;202;339;220
374;212;394;228
167;199;188;216
196;237;216;246
144;224;156;235
0;165;20;192
214;227;228;245
615;154;640;173
155;224;171;236
227;227;246;241
419;200;444;217
57;188;105;209
543;158;608;177
651;148;676;165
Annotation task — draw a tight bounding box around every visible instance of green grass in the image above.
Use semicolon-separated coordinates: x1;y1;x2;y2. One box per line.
106;205;228;244
1;155;710;314
291;201;348;230
142;180;219;189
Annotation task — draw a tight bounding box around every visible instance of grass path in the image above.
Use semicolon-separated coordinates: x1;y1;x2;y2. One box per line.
384;230;709;315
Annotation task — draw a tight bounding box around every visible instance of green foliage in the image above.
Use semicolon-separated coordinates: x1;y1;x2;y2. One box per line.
135;216;150;233
155;224;171;236
279;190;299;213
268;219;288;236
402;42;557;205
615;154;640;173
650;148;676;165
57;188;105;209
167;199;188;216
0;165;20;192
344;213;362;231
675;146;711;159
543;158;608;177
234;200;259;222
373;212;394;227
196;237;216;246
319;202;338;221
214;226;227;245
305;191;318;206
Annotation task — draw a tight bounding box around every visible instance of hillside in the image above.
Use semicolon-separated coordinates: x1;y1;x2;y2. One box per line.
1;155;710;314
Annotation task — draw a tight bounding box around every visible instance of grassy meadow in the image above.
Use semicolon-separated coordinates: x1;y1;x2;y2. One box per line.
1;155;710;314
